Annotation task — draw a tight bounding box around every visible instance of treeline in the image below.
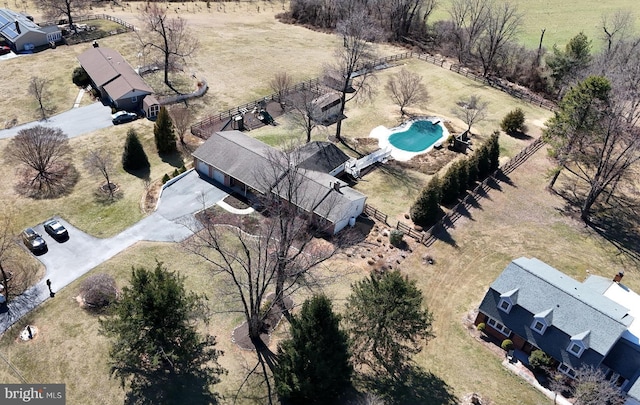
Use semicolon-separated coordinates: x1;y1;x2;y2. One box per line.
280;1;640;100
410;132;500;228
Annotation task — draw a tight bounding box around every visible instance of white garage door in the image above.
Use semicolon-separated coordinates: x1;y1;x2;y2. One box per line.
196;160;209;176
213;170;225;184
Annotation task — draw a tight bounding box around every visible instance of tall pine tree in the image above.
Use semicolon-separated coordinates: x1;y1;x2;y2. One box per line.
122;128;150;171
154;106;177;154
410;175;442;227
99;262;225;403
488;131;501;172
274;295;352;404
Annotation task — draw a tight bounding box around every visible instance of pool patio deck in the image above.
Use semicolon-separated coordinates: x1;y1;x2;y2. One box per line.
369;116;449;161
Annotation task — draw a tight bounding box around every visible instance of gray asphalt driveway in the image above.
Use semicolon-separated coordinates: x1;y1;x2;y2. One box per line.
0;170;228;333
0;102;113;139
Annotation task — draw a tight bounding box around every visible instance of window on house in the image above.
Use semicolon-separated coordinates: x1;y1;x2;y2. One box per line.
558;363;576;379
530;319;547;335
498;298;512;313
568;342;584;357
487;317;511;337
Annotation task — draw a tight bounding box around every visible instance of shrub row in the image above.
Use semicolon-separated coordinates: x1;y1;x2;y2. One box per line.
410;132;500;228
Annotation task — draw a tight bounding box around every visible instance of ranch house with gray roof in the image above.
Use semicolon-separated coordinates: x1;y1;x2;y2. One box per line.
192;131;366;234
476;257;640;404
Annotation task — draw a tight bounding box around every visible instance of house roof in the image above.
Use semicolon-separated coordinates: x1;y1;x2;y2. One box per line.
77;47;152;99
192;131;366;225
480;258;633;363
295;141;350;173
0;8;50;42
191;130;280;193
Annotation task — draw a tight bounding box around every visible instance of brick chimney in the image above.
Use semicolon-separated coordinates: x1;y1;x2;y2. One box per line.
614;271;624;283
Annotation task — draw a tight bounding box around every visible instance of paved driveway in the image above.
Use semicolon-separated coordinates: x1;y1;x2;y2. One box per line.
0;102;113;139
0;170;228;333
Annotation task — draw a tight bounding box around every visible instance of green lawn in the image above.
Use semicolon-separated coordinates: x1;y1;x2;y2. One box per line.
430;0;640;49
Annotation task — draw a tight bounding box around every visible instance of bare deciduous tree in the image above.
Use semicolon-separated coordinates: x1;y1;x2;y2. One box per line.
454;95;488;134
0;208;39;303
138;3;199;87
385;68;429;116
36;0;90;34
183;145;356;404
600;11;633;57
476;0;523;77
4;125;74;197
269;71;294;109
78;273;117;310
287;88;319;143
28;77;51;120
331;11;380;142
572;365;625;405
449;0;490;63
169;105;193;146
84;148;117;200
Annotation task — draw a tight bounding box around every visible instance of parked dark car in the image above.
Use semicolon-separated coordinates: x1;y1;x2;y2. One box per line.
111;111;138;125
44;219;68;241
0;46;11;56
21;228;47;253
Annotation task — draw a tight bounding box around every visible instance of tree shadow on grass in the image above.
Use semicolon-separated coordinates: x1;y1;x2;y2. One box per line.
429;221;458;248
554;186;640;263
363;365;457;405
124;166;151;181
125;372;221;405
160;151;185;168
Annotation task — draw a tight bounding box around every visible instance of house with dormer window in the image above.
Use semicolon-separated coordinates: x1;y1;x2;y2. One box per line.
476;257;640;404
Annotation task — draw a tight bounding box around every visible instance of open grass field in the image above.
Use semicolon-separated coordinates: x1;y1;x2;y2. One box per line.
430;0;640;50
0;2;639;405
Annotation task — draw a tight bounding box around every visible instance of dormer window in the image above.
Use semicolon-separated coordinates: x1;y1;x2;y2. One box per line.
568;331;590;358
498;288;518;314
498;298;512;313
530;318;548;334
531;320;546;334
567;342;584;357
530;308;553;335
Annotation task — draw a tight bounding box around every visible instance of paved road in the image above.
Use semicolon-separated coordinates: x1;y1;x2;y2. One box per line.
0;102;114;139
0;170;228;334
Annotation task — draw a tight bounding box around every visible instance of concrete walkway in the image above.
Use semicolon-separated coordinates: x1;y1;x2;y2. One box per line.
503;357;572;405
0;170;230;334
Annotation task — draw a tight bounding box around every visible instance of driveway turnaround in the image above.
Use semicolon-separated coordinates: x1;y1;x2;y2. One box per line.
0;170;228;334
0;102;113;139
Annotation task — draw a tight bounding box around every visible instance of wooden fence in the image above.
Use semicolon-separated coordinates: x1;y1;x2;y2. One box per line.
364;204;388;224
364;137;547;247
61;14;135;45
190;78;321;137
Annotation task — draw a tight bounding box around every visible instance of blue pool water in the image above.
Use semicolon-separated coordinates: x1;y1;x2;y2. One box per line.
388;120;443;152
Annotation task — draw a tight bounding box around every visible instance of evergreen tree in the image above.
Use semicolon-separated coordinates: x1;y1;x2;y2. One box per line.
122;129;150;171
410;175;442;227
99;262;225;403
440;163;460;205
345;271;434;378
467;154;479;189
488;131;501;172
476;143;491;180
500;108;526;134
274;295;352;404
456;158;469;196
154;106;177;154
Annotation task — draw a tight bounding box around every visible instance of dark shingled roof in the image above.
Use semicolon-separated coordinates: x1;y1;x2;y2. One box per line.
192;131;366;225
77;47;152;99
479;257;633;370
191;131;279;193
295;141;351;173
